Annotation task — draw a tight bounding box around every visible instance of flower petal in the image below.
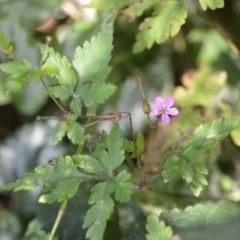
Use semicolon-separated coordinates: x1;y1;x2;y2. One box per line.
155;96;163;107
151;107;162;116
167;107;179;116
164;97;174;108
161;113;170;124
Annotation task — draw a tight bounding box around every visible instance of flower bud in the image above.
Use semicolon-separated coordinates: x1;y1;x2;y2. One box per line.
142;99;151;114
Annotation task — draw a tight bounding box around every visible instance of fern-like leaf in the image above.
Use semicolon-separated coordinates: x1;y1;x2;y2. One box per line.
133;0;187;53
4;156;96;203
162;117;240;196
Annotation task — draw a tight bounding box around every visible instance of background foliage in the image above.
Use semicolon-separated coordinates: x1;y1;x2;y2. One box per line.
1;0;240;239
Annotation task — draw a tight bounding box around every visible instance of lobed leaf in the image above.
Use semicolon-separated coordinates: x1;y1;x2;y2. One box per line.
133;0;187;53
82;83;116;106
82;125;133;239
83;182;114;240
73;24;113;84
41;46;77;93
0;59;34;92
123;0;160;18
104;123;125;172
4;156;96;203
186;117;240;152
162;156;185;182
159;202;240;240
22;219;49;240
0;31;13;54
49;85;72;101
123;138;135;156
70;97;82;115
163;117;240;196
108;171;133;202
73;154;104;173
123;132;144;159
199;0;224;11
67;122;84;145
146;215;177;240
52;121;68;145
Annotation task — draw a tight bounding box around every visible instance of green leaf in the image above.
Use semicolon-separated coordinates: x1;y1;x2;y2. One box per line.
92;124;124;175
73;154;104;173
108;171;133;202
194;162;208;175
82;83;116;106
187;117;240;152
71;25;115;107
81;125;133;239
0;59;33;92
162;156;185;182
52;121;68;145
160;202;240;240
190;182;203;196
41;46;77;92
199;0;224;10
124;0;160;18
52;114;84;145
0;31;13;54
163;117;240;196
83;182;114;240
67;121;84;145
182;164;194;184
123;138;135;156
73;24;113;84
49;85;72;101
70;97;82;115
22;219;49;240
195;173;208;186
4;156;95;203
103;123;125;172
133;0;187;53
185;160;208;196
22;230;49;240
89;0;133;10
146;215;177;240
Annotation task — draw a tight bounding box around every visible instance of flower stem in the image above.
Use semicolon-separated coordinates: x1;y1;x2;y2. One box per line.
40;78;67;114
137;77;147;100
49;198;68;240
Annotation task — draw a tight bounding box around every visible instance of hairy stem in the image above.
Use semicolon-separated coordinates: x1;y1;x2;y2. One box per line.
49;198;68;240
40;78;67;114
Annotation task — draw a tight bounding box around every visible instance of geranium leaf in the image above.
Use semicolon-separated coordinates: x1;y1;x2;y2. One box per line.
73;24;113;84
133;0;187;53
73;154;104;174
0;31;13;54
160;202;240;240
4;156;95;203
52;121;68;145
49;85;72;101
123;0;160;18
0;59;37;92
199;0;224;11
83;182;114;240
41;46;77;93
108;171;133;202
163;117;240;196
146;215;177;240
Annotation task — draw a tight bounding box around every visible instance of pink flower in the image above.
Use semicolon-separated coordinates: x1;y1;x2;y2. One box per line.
151;96;179;124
